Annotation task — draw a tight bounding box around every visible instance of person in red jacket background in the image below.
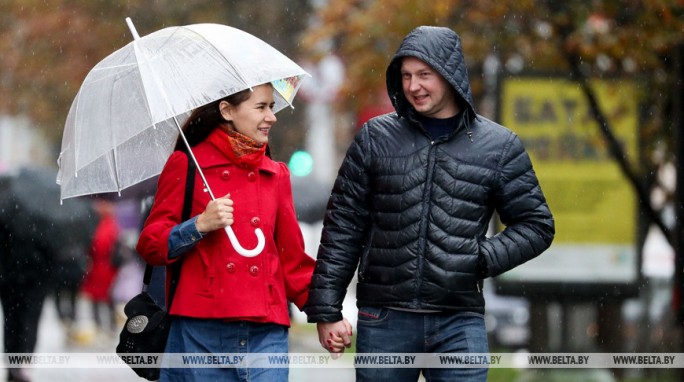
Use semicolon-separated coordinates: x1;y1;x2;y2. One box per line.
136;83;318;382
80;198;119;338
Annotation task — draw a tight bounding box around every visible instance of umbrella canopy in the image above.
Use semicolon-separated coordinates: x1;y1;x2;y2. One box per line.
0;167;96;242
0;167;98;285
57;21;308;200
57;19;309;258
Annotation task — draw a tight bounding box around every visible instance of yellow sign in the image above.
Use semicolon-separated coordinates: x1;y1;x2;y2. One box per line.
498;77;639;283
501;77;638;244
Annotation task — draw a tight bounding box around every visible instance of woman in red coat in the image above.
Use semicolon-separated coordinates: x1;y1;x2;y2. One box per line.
137;83;316;382
80;199;119;334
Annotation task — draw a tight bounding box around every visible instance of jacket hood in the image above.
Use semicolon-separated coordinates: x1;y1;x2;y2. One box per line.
386;26;476;120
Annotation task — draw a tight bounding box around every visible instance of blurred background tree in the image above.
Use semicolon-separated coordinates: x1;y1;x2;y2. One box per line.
302;0;683;117
2;0;682;183
2;0;684;376
6;0;680;185
0;0;312;162
301;0;684;240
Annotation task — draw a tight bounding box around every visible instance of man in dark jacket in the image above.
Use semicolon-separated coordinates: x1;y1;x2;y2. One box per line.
304;26;555;381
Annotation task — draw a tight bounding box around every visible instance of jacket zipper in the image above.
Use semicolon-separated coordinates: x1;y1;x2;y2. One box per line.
415;141;437;305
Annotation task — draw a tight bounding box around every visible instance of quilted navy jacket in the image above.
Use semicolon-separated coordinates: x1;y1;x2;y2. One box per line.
304;26;554;322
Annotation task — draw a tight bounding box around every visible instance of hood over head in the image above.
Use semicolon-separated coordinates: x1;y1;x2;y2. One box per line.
386;26;476;120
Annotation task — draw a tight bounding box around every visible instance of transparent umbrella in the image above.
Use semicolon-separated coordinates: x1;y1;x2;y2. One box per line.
57;18;308;257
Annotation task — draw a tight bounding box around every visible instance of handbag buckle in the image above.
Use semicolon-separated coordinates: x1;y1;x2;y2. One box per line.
126;315;150;334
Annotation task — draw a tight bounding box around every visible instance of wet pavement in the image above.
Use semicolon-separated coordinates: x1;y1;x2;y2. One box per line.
1;297;355;382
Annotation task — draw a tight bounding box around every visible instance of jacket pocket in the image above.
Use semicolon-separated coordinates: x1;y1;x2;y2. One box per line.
268;283;281;305
357;306;389;325
195;276;215;298
358;232;374;281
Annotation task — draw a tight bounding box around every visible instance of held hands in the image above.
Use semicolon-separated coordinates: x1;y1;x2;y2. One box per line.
195;193;234;233
317;318;353;359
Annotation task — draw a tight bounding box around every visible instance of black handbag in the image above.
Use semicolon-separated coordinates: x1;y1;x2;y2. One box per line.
116;152;195;380
116;267;177;380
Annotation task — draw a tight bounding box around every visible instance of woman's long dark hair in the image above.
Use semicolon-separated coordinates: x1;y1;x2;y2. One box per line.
173;89;252;152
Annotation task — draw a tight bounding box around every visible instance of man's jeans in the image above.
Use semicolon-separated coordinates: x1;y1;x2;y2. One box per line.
356;307;489;382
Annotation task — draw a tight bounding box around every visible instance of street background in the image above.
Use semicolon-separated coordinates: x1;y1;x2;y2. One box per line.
1;1;684;382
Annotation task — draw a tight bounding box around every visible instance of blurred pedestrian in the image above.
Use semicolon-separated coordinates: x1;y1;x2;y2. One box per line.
304;26;555;382
0;232;50;382
137;83;316;382
52;242;89;343
0;166;96;382
80;199;120;338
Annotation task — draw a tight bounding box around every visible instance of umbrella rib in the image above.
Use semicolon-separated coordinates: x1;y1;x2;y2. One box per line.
59;80;97;199
71;87;83;180
90;62;138;72
128;27;218;201
108;148;122;195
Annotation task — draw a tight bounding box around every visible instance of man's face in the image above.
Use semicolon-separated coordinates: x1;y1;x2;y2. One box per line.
400;56;459;119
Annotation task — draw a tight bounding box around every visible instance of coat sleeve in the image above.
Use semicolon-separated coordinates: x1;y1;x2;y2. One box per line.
303;126;372;323
136;151;189;266
479;132;555;277
273;163;316;310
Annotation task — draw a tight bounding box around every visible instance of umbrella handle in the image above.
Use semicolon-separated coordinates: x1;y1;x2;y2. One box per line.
224;226;265;257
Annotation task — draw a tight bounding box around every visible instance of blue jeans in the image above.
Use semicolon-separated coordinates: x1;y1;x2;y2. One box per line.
356;307;489;382
160;317;289;382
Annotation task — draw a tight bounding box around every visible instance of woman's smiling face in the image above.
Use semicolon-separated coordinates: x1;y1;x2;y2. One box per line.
220;84;277;144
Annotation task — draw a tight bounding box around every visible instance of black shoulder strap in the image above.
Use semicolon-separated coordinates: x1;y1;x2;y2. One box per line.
167;152;196;309
181;152;197;221
142;151;196;311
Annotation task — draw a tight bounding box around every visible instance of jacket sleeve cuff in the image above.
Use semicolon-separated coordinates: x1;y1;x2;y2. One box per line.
291;291;310;312
305;311;344;323
167;216;204;259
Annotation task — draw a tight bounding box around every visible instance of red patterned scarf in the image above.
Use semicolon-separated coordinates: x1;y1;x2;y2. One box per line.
224;127;267;168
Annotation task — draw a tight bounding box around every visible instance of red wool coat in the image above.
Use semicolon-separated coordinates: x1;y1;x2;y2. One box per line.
136;128;315;327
